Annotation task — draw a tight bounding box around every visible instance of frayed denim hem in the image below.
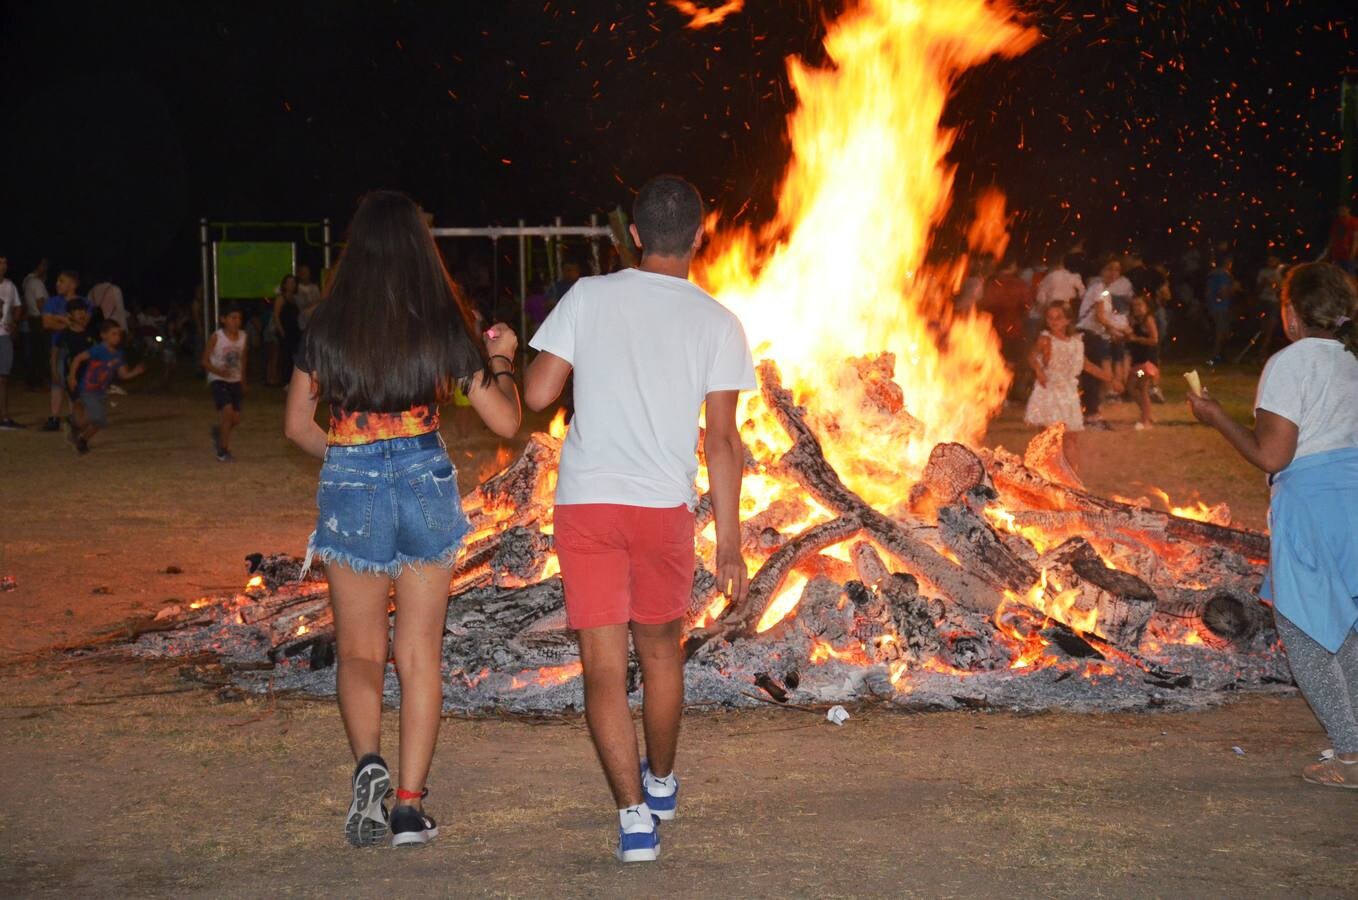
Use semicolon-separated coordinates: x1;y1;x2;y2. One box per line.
304;535;464;580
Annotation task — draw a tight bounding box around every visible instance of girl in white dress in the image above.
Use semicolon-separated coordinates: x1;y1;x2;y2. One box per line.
1025;302;1105;472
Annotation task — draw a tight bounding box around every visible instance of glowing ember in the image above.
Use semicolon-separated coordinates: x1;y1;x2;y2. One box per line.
755;572;809;633
510;661;582;690
668;0;744;30
693;594;729;629
245;575;265;591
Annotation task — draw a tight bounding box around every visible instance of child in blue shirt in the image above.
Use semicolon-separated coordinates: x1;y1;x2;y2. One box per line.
65;320;145;454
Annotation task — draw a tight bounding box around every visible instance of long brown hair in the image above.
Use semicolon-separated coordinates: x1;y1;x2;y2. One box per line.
304;191;487;412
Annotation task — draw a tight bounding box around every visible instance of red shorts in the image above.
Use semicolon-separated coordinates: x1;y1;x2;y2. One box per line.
554;503;695;630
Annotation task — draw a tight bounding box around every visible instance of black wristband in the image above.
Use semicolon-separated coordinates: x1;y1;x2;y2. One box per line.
494;370;516;380
489;354;515;368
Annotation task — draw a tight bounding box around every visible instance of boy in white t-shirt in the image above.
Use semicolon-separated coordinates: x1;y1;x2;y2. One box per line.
525;175;756;862
202;305;248;462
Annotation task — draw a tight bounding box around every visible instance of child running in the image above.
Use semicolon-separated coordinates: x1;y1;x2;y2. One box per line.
202;305;247;462
1024;301;1098;473
66;320;145;453
1188;262;1358;788
284;190;521;848
1126;293;1160;430
524;175;755;863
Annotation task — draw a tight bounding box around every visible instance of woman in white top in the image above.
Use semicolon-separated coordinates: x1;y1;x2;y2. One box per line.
1076;257;1130;429
1190;262;1358;789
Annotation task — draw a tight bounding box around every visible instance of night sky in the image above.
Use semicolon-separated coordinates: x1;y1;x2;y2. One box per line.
1;0;1354;305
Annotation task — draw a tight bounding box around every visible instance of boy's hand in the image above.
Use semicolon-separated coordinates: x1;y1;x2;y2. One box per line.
485;323;518;359
714;542;748;607
67;377;77;392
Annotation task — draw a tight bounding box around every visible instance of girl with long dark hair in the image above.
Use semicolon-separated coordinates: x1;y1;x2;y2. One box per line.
285;190;521;846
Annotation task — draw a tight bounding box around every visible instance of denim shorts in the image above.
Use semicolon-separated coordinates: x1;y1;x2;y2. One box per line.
305;432;471;578
79;391;109;427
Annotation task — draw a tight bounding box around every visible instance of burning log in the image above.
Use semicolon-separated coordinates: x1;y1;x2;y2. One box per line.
907;442;989;514
467;431;561;531
759;361;1002;614
1032;538;1158;650
1022;424;1084;491
982;447;1269;562
489;526;553;586
936;504;1038;593
688;515;863;654
444;578;566;671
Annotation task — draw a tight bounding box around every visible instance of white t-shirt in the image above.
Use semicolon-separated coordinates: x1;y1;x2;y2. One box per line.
0;279;20;337
22;273;47;317
89;282;129;329
1077;279;1114;338
1256;338;1358;460
529;268;757;509
207;328;247;383
1034;267;1084;311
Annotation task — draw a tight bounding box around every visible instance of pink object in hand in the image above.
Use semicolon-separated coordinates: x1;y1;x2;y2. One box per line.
485;328;498;340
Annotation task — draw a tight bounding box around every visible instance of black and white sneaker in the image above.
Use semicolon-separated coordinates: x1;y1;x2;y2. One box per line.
390;800;439;848
345;753;391;848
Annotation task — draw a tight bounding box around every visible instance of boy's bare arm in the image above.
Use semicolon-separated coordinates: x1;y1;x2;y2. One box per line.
523;351;572;412
703;390;748;605
200;333;222;377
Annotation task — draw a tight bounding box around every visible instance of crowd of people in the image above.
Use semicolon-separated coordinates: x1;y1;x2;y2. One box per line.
954;203;1358;472
0;259;331;456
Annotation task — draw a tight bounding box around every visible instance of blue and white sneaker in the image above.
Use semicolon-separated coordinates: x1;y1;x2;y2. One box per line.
617;804;660;863
344;753;391;848
641;759;679;821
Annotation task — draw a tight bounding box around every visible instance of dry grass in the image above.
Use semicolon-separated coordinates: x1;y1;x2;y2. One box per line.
3;362;1349;898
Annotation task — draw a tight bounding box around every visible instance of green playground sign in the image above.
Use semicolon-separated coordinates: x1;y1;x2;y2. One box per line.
213;241;295;299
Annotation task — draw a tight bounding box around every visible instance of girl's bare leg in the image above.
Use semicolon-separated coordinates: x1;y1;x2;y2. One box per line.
1136;376;1153;426
391;564;454;809
328;565;394;761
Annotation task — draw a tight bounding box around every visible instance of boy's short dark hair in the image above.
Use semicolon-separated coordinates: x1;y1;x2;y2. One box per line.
59;269;80;283
221;303;243;320
633;175;704;257
66;298;89;314
98;319;121;335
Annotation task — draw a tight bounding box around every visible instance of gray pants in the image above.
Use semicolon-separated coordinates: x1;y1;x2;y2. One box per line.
1275;612;1358;754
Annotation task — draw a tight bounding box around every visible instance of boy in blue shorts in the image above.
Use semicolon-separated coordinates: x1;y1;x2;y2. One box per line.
66;320;145;454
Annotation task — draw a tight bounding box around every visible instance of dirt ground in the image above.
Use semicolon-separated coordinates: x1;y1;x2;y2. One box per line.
2;365;1354;898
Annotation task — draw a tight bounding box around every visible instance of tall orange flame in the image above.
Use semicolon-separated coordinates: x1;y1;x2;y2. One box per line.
696;0;1038;508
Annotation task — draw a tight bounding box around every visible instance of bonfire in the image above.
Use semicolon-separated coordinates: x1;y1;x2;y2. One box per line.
124;0;1286;712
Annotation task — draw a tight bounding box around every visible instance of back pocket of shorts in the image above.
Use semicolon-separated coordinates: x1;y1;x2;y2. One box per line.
408;466;462;532
318;481;376;540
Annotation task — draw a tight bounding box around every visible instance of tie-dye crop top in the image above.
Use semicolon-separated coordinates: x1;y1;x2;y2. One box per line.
325;404;440;445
